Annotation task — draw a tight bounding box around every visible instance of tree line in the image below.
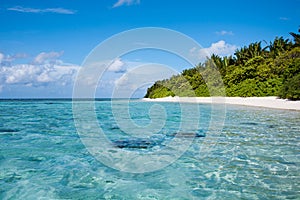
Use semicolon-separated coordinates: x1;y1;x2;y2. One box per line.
145;29;300;100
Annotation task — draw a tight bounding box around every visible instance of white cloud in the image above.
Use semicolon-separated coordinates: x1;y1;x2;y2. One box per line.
107;58;126;73
207;40;238;55
216;30;234;36
44;8;76;14
0;52;25;67
112;0;140;8
0;53;4;63
189;47;197;54
279;17;290;21
114;74;128;86
33;51;63;64
7;6;76;14
0;52;80;95
13;53;28;59
1;64;78;86
113;64;177;98
191;40;238;60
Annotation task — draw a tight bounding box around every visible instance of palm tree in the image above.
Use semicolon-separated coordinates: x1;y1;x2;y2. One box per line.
290;28;300;46
267;37;292;58
234;42;264;65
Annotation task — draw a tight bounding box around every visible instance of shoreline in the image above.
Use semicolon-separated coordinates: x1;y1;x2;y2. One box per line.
142;96;300;111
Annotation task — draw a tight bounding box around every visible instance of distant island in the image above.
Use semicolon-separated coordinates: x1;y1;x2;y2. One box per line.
145;29;300;100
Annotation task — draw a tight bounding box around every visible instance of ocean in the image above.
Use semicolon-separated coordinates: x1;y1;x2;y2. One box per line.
0;99;299;199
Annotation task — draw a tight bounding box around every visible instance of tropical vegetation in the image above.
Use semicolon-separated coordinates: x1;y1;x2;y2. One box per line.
145;29;300;100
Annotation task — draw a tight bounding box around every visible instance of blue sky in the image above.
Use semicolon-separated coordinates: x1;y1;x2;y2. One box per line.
0;0;299;98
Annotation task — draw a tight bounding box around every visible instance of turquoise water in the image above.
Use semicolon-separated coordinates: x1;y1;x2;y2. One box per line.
0;99;299;199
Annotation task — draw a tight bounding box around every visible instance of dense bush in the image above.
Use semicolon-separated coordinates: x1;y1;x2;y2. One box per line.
279;73;300;100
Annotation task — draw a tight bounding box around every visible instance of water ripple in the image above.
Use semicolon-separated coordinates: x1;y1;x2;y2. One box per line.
0;100;299;199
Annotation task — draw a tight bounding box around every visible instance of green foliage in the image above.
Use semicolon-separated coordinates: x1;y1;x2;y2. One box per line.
226;79;263;97
279;73;300;100
144;82;175;98
234;42;265;65
145;30;300;100
290;28;300;47
226;78;282;97
195;84;210;96
267;37;293;58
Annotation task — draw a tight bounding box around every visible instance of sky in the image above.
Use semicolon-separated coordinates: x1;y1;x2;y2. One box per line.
0;0;299;98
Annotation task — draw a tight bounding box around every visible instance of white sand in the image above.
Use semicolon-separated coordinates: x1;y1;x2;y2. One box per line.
142;96;300;111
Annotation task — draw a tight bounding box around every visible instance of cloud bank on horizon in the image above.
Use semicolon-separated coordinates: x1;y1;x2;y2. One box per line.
0;51;79;96
0;39;237;97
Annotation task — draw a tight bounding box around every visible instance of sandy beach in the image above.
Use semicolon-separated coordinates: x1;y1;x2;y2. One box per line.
142;96;300;111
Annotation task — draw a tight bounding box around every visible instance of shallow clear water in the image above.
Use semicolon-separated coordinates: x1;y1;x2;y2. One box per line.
0;99;299;199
